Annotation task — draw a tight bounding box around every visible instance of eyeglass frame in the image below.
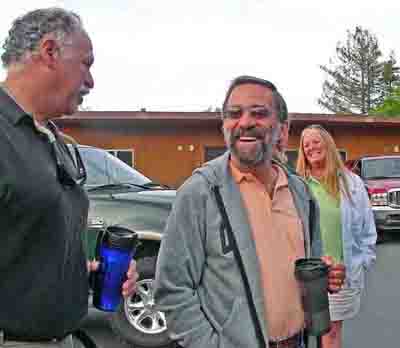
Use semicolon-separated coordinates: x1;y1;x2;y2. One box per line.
46;121;87;187
221;105;276;120
221;75;288;122
54;142;87;187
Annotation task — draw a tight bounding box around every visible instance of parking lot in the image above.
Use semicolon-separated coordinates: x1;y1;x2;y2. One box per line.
82;233;398;348
342;233;400;347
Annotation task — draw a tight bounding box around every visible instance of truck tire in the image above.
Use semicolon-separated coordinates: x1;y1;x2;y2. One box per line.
109;256;172;348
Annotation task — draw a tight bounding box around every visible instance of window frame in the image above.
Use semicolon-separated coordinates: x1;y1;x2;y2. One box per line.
106;148;135;167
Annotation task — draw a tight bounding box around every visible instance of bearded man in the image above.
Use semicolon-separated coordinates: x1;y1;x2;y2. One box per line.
154;75;345;348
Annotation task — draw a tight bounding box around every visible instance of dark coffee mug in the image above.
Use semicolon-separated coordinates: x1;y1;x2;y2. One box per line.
295;258;331;336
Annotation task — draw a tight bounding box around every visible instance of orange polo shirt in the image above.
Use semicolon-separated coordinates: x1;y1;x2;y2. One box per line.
230;161;305;340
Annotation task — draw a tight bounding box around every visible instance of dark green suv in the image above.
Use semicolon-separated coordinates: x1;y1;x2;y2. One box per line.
76;145;175;348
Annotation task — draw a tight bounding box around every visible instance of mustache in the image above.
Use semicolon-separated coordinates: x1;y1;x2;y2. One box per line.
231;127;266;139
79;87;90;96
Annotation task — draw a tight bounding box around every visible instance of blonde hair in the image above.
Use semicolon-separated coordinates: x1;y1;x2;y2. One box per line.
296;124;351;201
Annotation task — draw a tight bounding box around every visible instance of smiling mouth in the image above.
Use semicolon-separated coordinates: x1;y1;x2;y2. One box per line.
239;137;258;142
308;153;322;159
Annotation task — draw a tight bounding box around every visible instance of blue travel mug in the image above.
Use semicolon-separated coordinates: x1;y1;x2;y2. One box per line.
92;226;137;312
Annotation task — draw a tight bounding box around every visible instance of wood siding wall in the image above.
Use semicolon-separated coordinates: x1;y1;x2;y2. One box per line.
63;123;400;188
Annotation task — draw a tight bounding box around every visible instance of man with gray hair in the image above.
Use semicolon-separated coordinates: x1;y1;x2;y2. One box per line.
0;8;137;347
154;75;346;348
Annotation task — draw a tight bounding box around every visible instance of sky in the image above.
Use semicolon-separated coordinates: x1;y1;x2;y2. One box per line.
0;0;399;113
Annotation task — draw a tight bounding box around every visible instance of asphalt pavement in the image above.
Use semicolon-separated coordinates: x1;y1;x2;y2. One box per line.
83;235;400;348
82;308;130;348
343;233;400;347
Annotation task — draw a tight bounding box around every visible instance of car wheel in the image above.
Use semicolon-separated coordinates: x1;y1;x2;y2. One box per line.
109;256;173;348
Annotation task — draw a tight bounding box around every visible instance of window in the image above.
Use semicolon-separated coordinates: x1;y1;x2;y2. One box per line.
79;147;109;186
362;158;400;179
77;146;151;188
106;149;134;167
339;150;347;161
204;146;227;162
286;150;299;167
106;153;151;185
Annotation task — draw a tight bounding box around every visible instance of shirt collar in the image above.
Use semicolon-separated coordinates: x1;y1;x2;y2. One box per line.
230;160;258;184
230;159;289;190
0;86;32;126
0;85;55;142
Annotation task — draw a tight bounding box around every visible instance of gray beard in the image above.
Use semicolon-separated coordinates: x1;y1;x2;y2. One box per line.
223;126;280;167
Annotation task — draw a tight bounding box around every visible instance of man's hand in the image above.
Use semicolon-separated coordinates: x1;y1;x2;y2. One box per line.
321;256;346;293
87;259;139;298
87;260;99;273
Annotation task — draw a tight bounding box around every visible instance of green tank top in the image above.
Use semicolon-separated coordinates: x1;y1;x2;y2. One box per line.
307;177;344;263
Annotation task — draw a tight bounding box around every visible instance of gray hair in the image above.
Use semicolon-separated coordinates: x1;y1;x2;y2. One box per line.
1;7;84;68
222;75;288;122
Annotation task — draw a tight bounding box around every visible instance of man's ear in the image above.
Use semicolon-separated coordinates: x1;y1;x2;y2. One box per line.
36;36;60;68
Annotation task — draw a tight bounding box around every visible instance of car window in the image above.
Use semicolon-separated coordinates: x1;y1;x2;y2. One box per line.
106;151;151;186
77;146;152;187
79;147;109;186
363;158;400;179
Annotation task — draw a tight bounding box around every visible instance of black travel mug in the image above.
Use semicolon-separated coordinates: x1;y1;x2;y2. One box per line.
295;258;331;336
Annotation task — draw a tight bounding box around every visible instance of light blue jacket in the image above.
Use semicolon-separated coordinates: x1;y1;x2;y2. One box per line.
340;171;377;288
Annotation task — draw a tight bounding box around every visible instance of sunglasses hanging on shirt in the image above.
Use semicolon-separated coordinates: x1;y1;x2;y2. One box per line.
46;121;87;187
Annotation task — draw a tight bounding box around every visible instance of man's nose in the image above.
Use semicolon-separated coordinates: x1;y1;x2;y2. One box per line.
237;110;255;128
85;70;94;89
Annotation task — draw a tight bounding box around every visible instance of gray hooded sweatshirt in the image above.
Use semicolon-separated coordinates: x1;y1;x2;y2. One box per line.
154;151;322;348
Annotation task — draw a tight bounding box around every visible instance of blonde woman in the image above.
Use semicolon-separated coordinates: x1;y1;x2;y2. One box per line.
297;125;376;348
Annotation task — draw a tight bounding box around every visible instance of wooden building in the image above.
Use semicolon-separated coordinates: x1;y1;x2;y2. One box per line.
55;111;400;188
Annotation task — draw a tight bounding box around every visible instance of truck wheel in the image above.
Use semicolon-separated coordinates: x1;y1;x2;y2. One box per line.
109;256;172;348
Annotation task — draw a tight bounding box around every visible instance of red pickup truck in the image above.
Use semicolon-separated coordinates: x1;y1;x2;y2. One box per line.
346;155;400;238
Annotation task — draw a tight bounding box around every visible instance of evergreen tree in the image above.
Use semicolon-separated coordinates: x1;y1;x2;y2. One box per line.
318;26;398;114
382;51;400;95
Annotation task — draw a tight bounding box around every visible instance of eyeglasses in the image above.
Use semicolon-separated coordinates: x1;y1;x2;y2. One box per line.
221;105;274;120
46;121;87;187
54;142;87;187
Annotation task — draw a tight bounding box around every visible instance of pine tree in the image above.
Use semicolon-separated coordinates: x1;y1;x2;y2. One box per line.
382;51;400;95
318;26;398;114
